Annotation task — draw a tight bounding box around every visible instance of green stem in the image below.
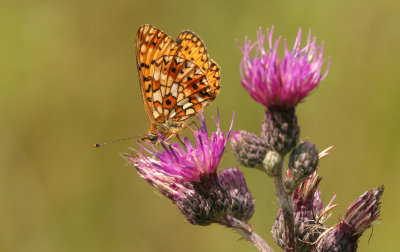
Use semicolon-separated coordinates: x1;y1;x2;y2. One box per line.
274;161;295;252
227;216;273;252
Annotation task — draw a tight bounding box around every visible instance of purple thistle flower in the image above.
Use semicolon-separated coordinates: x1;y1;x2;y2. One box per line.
135;112;233;183
238;26;330;110
124;112;249;225
131;154;190;200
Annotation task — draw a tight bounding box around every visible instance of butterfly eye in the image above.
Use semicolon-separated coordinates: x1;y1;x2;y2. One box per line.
147;133;158;143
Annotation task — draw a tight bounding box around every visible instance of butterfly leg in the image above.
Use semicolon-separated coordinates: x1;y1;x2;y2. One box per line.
183;121;198;135
160;134;174;145
176;134;186;146
188;120;200;131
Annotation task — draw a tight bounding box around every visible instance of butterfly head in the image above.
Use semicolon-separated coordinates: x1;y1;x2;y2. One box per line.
140;133;159;144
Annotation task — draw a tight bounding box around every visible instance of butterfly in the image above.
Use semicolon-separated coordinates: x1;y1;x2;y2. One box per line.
136;24;221;143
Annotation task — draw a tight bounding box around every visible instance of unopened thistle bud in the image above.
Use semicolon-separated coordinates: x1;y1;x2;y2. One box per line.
316;185;384;252
219;168;255;223
230;130;267;168
263;150;282;176
261;109;300;156
285;142;319;191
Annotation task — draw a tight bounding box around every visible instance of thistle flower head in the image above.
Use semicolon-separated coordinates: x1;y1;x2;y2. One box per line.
125;112;250;226
238;26;330;110
135;112;233;183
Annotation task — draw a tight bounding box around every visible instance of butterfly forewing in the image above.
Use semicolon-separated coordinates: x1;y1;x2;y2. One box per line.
176;30;210;72
177;31;220;97
206;59;221;96
136;25;182;122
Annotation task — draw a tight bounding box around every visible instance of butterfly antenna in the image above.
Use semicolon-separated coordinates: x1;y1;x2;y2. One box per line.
93;135;142;148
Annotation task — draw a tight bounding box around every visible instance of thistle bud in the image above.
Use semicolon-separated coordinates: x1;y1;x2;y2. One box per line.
219;168;255;223
261;109;299;156
316;186;384;252
285;142;319;191
263;151;282;176
230;130;267;168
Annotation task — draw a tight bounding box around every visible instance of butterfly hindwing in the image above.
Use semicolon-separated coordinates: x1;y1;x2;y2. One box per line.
151;55;185;123
171;59;214;122
151;55;214;123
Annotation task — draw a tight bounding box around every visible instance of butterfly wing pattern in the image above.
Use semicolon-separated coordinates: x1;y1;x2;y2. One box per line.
176;31;221;97
136;24;221;143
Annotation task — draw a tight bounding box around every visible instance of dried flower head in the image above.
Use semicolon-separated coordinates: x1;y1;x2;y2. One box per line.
272;173;336;251
316;185;384;252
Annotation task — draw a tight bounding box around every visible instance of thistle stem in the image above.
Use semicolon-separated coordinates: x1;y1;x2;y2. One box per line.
228;217;273;252
273;161;295;252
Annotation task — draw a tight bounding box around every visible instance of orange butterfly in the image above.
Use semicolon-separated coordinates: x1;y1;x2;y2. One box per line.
136;24;221;143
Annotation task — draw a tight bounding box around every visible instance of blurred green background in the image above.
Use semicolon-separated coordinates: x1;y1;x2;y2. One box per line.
1;0;399;251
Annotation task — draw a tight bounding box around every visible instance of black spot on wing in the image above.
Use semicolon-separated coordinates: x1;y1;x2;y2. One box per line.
143;76;151;82
145;84;151;93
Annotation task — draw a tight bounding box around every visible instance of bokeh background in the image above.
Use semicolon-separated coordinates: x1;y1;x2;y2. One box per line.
1;0;399;251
